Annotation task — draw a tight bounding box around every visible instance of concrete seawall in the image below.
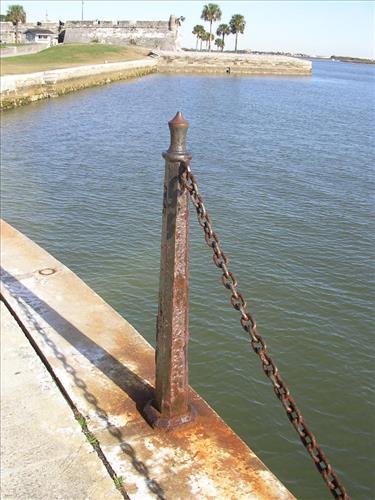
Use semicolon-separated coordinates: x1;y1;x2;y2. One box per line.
0;219;295;499
1;302;122;499
158;51;312;75
0;52;311;110
0;58;158;109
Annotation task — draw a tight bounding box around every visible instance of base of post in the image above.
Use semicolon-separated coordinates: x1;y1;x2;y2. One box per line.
143;400;197;431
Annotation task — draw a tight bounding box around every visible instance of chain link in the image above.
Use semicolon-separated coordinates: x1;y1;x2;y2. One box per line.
179;160;349;500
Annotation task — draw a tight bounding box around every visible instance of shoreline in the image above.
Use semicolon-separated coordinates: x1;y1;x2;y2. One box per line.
158;51;312;76
1;53;311;111
0;58;158;110
0;67;157;110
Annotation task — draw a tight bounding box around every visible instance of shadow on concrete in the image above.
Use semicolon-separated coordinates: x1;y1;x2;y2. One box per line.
0;267;165;500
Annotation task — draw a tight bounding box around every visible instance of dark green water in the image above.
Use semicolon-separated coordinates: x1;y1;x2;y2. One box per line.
1;61;374;499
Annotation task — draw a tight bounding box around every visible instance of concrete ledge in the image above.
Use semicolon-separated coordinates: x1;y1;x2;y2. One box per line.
0;59;158;110
158;51;312;75
0;58;158;92
0;219;294;499
1;302;122;499
0;52;311;110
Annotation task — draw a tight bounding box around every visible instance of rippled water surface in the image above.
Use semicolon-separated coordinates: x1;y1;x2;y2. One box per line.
1;61;374;499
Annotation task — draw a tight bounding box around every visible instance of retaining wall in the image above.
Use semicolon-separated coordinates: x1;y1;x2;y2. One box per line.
0;58;158;110
0;52;312;110
0;43;49;58
158;51;312;75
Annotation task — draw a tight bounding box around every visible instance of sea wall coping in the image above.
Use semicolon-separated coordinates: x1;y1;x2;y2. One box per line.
0;219;295;499
160;50;311;64
157;51;312;75
0;58;158;93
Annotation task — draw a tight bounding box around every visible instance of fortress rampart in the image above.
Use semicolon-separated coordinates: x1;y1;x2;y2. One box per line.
0;16;180;50
62;16;180;51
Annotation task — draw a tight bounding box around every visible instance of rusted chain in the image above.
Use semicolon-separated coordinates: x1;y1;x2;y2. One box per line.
179;160;349;500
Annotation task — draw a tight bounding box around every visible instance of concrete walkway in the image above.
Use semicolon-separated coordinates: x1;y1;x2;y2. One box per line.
1;219;294;499
1;301;122;500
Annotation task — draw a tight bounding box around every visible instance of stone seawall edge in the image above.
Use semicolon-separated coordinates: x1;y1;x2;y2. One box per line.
0;54;312;110
0;59;158;110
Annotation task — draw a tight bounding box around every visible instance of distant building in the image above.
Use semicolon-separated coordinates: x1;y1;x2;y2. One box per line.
24;28;55;44
0;21;59;44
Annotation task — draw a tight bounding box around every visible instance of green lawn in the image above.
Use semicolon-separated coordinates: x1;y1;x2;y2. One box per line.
0;44;148;75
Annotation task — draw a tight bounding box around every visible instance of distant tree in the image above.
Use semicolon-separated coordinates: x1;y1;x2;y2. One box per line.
176;16;185;27
5;4;26;44
198;31;205;51
206;32;214;50
199;31;212;51
192;24;205;51
229;14;246;53
215;38;224;51
202;31;209;50
216;23;230;47
0;14;7;21
201;3;222;52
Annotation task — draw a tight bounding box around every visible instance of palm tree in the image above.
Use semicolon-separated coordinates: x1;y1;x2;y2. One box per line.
192;24;205;51
201;3;222;52
229;14;246;53
5;4;26;44
197;30;205;51
215;38;224;52
199;33;203;51
216;23;230;47
201;31;209;51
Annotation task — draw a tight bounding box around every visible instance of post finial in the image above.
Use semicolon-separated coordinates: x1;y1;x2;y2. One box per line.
167;111;189;155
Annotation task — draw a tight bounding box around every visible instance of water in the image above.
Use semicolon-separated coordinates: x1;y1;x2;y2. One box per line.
1;60;374;499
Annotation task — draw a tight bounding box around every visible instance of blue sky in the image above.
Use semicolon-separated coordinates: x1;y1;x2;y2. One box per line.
1;1;374;58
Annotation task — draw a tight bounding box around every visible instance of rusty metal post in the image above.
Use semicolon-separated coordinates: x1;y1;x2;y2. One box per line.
144;112;196;430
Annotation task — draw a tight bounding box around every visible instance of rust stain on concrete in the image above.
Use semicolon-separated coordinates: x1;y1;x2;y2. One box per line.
0;219;295;499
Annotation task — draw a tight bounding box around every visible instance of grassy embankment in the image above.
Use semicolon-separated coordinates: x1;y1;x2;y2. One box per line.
0;43;148;75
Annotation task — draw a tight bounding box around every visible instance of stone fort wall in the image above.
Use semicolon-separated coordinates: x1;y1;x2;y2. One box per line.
1;16;180;50
62;16;180;51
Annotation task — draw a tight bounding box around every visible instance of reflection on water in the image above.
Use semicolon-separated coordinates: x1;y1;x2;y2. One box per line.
1;60;374;499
